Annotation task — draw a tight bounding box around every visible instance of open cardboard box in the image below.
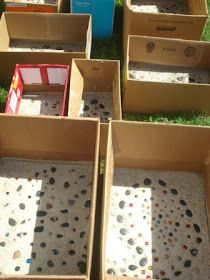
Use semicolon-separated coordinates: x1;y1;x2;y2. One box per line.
124;35;210;113
0;114;100;279
68;59;122;157
123;0;208;57
5;64;70;116
4;0;64;13
101;120;210;280
0;12;92;59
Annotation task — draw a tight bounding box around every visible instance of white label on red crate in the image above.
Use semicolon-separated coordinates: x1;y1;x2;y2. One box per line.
19;68;42;84
9;89;18;113
47;68;66;85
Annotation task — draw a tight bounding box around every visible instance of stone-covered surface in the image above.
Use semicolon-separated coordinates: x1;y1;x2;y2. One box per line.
18;93;63;116
0;158;93;275
105;168;210;280
80;92;114;123
129;62;210;84
131;0;189;14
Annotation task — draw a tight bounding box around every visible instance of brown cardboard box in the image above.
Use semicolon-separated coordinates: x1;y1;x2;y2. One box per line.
123;0;208;57
0;12;92;59
124;35;210;113
0;114;100;280
68;59;122;157
101;120;210;280
4;0;64;13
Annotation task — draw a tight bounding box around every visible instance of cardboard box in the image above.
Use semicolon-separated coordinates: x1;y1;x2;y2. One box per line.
0;12;92;59
68;59;122;157
5;64;70;116
4;0;64;13
123;0;208;57
0;114;100;279
101;120;210;280
124;35;210;113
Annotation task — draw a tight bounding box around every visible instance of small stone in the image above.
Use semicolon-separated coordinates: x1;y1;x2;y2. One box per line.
107;268;115;275
158;179;166;186
47;260;54;267
0;242;6;247
19;203;25;210
77;261;86;273
179;200;186;206
128;265;137;271
171;188;178;195
61;209;69;213
193;224;200;233
61;223;69;228
46;203;53;209
49;177;55;185
125;190;131;195
80;231;86;238
8;218;17;226
85;200;91;208
69;250;75;255
13;250;21;259
52;249;59;255
119;200;125;209
90;99;98;105
17;185;22;192
190;248;198;256
31;252;36;259
139;257;148;267
15;266;20;271
84;105;89;111
186;209;193;217
144;178;152;185
63;181;70;188
40;242;46;248
34;226;44;233
174;271;182;276
117;215;124;223
36;211;47;217
127;238;134;245
136;247;143;254
132;183;139;188
196;237;202;244
120;228;127;235
184;260;191;267
68;199;76;206
51;167;56;173
36;191;45;197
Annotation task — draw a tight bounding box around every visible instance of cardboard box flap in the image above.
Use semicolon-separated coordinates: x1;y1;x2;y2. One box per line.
2;12;90;41
0;115;99;161
112;121;210;171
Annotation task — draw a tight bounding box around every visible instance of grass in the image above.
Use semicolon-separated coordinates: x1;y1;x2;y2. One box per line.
0;87;8;113
123;112;210;126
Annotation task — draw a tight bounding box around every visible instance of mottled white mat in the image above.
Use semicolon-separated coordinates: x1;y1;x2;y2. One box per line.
18;92;63;116
131;0;189;14
79;92;114;123
0;158;93;275
105;168;210;280
129;62;210;84
9;40;85;53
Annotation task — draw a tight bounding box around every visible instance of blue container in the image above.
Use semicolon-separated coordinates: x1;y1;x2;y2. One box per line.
71;0;115;38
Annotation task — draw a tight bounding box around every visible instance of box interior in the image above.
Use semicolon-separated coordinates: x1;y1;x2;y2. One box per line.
69;60;121;123
0;13;89;53
0;115;99;277
6;65;69;116
128;36;210;85
102;121;210;280
129;0;207;15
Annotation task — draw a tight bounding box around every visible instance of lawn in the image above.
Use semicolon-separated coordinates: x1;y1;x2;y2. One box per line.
0;0;210;126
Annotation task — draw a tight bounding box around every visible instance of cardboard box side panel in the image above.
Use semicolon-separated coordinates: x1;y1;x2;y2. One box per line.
0;52;86;86
80;60;118;91
123;80;210;114
0;115;98;161
123;0;131;58
129;13;206;40
112;121;210;172
86;16;92;59
112;62;122;120
0;14;10;50
100;123;114;280
204;153;210;225
129;36;210;67
4;13;90;41
99;123;109;158
85;121;100;278
68;60;84;117
189;0;208;15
